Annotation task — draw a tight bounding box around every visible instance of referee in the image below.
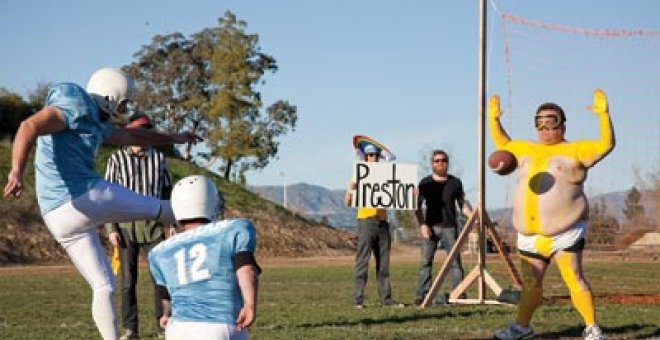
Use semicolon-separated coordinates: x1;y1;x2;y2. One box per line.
105;113;175;340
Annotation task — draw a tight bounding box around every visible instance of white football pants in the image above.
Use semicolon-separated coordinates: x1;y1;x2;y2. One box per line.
42;180;175;340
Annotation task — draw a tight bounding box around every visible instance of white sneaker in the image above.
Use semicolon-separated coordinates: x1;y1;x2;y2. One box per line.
584;324;606;340
119;329;139;340
494;322;534;340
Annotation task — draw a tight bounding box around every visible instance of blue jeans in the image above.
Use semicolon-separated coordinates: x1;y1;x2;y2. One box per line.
415;225;464;300
353;217;393;305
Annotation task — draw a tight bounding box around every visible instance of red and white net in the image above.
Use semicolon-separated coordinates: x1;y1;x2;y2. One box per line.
488;11;659;231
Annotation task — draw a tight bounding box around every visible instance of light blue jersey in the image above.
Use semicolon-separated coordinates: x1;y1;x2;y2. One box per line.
35;83;113;214
149;218;258;324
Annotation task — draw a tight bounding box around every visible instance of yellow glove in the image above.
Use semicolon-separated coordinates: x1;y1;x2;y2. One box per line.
488;94;502;119
589;88;608;114
111;246;120;276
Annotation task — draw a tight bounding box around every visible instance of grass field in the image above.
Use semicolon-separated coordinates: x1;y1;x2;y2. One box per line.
0;255;658;339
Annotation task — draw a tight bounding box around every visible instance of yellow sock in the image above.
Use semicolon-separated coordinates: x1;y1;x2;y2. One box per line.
556;252;596;326
570;289;595;326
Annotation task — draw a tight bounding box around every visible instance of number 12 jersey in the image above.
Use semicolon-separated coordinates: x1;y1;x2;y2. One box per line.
149;218;258;324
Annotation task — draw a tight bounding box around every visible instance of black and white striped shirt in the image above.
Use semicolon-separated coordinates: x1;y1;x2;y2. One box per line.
104;147;172;199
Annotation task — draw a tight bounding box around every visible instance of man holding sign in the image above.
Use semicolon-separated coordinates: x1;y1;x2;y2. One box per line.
345;138;404;309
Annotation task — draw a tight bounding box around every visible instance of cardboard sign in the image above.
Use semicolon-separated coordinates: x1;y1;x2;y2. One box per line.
350;162;418;210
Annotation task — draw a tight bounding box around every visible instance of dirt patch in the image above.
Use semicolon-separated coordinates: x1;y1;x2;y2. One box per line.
0;245;419;274
260;244;422;267
546;293;660;305
0;264;77;275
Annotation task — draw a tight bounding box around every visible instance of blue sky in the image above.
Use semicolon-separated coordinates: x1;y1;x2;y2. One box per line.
1;0;658;209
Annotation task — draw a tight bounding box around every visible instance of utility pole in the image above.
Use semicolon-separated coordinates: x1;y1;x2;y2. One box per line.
279;171;287;208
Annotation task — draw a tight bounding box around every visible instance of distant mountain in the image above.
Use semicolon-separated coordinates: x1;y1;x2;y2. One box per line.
485;189;657;234
249;183;357;229
251;182;658;233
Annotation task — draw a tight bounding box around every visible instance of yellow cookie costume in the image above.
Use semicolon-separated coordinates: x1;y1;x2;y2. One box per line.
488;90;615;332
489;90;614;238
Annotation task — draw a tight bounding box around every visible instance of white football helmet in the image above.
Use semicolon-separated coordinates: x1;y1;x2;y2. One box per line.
171;175;225;222
86;67;135;125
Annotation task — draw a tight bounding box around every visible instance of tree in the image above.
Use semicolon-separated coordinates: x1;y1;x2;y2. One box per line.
125;11;297;180
394;210;416;230
417;143;464;179
0;85;47;140
123;32;212;158
632;168;659;230
202;11;297;179
588;199;619;247
623;186;647;226
645;171;660;228
27;82;51;109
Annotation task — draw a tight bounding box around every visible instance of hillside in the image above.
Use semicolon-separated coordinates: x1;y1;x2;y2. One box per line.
0;141;356;265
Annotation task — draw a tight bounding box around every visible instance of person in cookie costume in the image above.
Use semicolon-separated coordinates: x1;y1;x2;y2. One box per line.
489;90;614;340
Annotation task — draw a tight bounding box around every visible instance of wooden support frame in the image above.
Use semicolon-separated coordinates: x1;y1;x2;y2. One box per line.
418;0;526;309
419;205;522;308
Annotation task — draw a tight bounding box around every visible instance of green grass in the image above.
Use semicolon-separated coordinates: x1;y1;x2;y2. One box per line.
0;260;658;339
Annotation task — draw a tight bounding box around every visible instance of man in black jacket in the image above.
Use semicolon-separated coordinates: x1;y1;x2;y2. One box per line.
414;150;472;305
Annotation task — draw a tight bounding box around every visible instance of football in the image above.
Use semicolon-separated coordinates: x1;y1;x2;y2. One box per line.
488;150;517;175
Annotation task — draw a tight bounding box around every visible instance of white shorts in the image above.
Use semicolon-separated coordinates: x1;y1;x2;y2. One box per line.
517;220;587;261
43;180;174;244
166;320;247;340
